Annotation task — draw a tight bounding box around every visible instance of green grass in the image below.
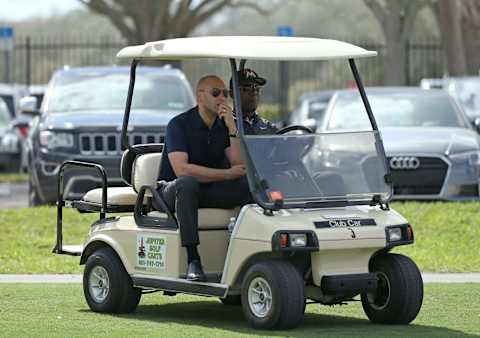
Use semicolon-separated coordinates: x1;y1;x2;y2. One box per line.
0;202;479;273
392;202;480;272
0;284;479;337
0;173;28;183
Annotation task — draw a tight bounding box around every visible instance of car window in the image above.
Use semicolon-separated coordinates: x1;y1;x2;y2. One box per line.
0;95;15;117
46;71;192;113
327;92;468;131
308;99;330;119
0;100;10;127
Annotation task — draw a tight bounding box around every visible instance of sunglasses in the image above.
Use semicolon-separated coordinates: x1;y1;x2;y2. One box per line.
201;88;229;98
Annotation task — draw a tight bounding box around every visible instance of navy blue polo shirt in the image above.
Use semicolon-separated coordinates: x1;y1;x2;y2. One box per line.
159;106;230;181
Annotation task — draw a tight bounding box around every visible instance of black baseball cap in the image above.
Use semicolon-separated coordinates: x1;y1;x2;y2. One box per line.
229;68;267;89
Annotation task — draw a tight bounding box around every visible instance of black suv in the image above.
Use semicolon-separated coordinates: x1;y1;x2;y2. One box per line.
26;66;194;205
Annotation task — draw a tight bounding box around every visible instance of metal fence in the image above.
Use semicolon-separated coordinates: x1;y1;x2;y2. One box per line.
0;36;451;112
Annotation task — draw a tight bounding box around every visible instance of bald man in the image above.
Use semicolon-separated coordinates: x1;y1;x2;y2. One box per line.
157;75;253;282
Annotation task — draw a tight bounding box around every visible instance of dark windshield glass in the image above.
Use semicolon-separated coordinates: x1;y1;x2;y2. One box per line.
47;71;192;113
328;92;467;131
244;131;391;207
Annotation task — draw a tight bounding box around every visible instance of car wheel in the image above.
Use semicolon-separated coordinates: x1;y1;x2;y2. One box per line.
361;253;423;324
220;295;242;306
241;260;305;329
28;176;43;207
83;247;141;313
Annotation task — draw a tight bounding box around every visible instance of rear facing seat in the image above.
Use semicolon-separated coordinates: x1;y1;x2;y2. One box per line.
80;149;238;228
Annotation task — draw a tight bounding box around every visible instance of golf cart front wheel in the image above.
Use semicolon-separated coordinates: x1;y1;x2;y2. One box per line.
83;247;141;313
241;260;305;329
361;253;423;324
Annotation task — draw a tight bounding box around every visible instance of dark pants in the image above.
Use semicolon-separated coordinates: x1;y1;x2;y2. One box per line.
157;176;253;246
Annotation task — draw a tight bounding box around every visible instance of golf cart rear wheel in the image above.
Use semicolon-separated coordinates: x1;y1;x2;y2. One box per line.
220;295;242;306
361;253;423;324
83;247;141;313
241;260;305;329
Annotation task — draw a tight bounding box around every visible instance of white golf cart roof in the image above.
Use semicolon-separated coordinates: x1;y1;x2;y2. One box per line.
116;36;377;61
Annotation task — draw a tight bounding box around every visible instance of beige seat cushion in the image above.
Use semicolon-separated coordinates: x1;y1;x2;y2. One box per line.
82;186;147;205
132;153;162;195
149;208;237;229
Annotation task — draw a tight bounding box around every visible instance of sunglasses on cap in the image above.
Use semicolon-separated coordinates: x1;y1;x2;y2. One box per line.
200;88;229;98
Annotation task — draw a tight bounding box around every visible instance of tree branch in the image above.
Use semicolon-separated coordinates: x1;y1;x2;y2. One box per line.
364;0;387;27
78;0;135;42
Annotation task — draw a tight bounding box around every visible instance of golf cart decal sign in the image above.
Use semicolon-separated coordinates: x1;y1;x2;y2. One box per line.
314;218;376;228
137;235;166;270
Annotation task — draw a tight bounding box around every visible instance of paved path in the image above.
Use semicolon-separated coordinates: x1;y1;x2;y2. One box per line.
0;183;28;208
1;273;479;283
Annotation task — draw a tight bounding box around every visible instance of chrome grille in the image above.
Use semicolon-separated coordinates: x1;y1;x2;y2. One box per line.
79;133;164;155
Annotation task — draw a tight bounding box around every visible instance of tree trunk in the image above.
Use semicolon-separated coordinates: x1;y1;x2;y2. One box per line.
436;0;468;76
462;0;480;74
383;20;407;85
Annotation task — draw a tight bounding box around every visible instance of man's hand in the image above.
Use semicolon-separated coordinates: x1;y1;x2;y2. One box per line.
218;103;236;134
227;164;246;180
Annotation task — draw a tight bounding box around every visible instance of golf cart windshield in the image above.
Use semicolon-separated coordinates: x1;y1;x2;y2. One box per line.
244;130;391;208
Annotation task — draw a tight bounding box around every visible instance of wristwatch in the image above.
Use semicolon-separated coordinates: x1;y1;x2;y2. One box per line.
229;130;239;138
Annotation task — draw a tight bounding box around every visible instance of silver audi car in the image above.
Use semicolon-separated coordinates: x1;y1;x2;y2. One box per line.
313;87;480;200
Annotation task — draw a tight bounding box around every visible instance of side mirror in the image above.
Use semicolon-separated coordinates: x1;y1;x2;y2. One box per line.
19;96;39;116
473;117;480;133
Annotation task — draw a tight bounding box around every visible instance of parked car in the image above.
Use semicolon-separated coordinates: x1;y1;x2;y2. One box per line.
420;76;480;123
27;66;195;205
419;78;445;90
289;90;334;131
0;98;22;172
310;87;480;200
0;83;28;118
444;77;480;121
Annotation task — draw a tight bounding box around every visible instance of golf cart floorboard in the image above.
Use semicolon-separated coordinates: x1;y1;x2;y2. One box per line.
132;276;228;297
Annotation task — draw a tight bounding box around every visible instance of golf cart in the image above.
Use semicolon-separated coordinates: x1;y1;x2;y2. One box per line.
53;36;423;330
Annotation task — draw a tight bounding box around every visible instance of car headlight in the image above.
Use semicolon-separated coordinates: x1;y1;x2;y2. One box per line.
385;224;414;247
272;231;319;252
289;234;307;247
387;227;402;242
449;151;480;164
39;131;74;149
449;151;480;175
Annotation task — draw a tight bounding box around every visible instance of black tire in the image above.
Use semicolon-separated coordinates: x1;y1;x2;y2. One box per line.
220;295;242;306
241;260;305;330
28;176;43;207
361;253;423;324
83;247;141;313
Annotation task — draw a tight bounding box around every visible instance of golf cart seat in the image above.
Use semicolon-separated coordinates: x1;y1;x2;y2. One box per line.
80;146;238;228
77;145;163;213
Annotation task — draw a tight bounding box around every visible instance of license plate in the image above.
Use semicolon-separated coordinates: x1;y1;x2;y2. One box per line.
314;218;376;228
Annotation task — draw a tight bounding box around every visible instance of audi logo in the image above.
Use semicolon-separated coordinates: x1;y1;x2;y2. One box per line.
389;156;420;170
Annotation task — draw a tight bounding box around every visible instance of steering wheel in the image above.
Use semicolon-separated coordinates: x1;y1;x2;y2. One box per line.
275;125;314;135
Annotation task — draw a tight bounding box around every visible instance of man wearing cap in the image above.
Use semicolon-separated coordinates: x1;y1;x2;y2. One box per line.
229;68;278;135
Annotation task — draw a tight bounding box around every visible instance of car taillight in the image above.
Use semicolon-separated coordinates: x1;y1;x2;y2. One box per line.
16;126;29;138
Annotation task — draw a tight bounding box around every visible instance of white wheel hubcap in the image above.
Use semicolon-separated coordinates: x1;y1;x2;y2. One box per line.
248;277;273;318
89;266;110;303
